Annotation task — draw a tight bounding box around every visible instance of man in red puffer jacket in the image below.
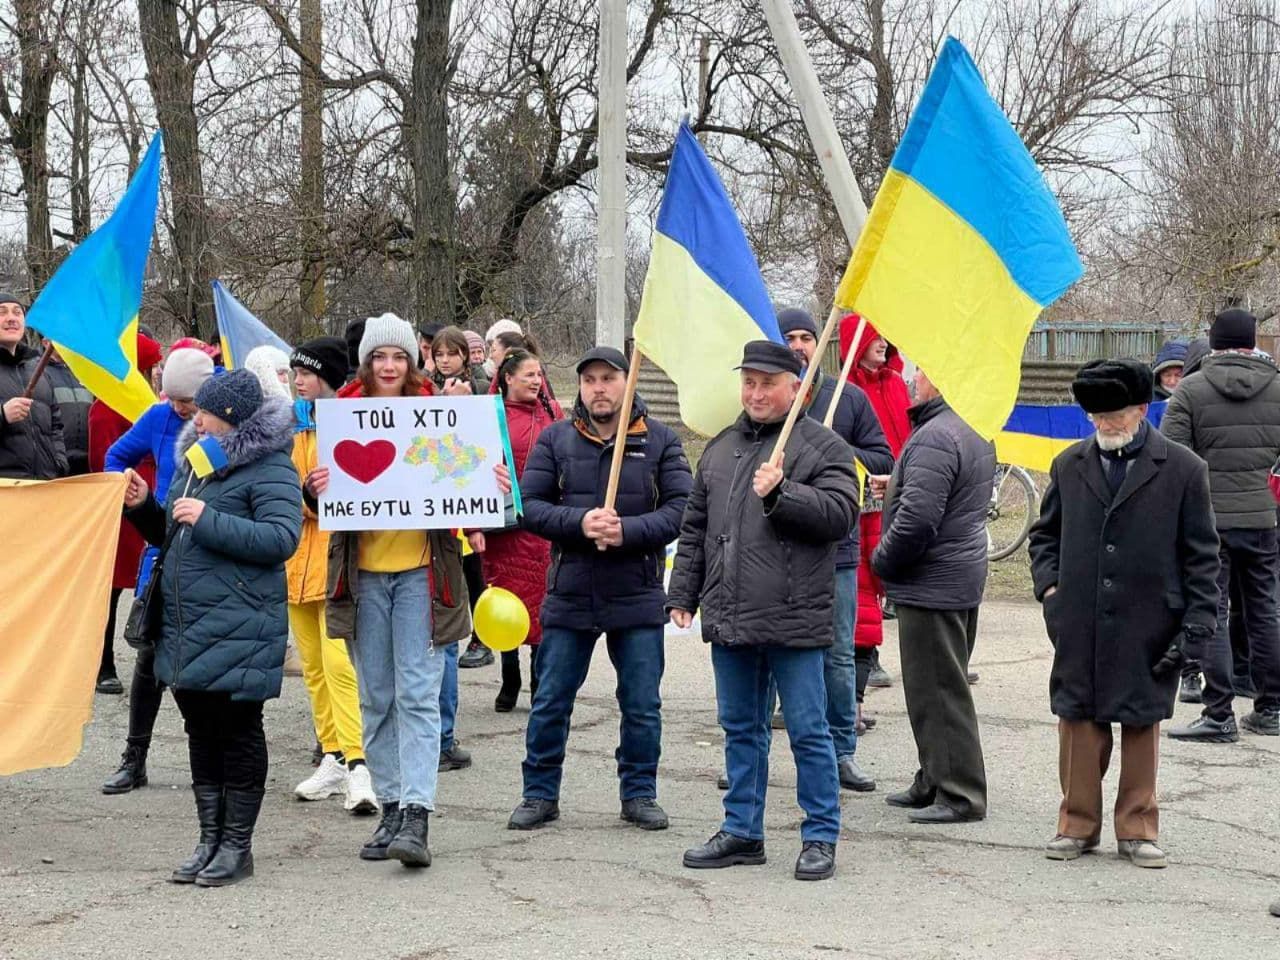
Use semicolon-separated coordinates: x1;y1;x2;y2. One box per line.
840;313;912;711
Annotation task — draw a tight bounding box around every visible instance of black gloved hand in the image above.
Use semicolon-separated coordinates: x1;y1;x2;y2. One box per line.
1151;641;1183;678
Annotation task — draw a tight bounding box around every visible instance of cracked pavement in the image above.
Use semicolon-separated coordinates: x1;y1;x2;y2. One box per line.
2;599;1278;959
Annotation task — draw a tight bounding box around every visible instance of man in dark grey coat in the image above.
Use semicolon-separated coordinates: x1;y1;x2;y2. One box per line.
872;367;995;823
670;340;859;882
1029;360;1219;868
1162;308;1280;741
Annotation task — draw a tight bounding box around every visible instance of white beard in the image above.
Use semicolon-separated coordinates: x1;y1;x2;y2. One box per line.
1096;429;1135;451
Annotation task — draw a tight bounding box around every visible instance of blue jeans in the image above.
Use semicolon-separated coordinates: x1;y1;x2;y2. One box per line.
713;644;840;843
827;567;859;760
522;626;665;802
440;642;458;751
351;569;445;809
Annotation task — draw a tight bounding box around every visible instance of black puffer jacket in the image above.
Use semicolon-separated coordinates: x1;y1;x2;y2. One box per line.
805;371;893;567
42;360;92;475
522;395;692;632
872;397;995;610
0;342;67;479
668;413;859;649
1161;352;1280;530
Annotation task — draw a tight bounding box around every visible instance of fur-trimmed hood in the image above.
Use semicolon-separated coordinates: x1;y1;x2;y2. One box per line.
176;394;295;478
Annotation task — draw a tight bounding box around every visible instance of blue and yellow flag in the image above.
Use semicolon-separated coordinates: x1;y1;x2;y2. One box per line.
185;435;230;478
835;38;1084;440
996;402;1167;473
27;135;163;423
633;124;783;437
212;280;291;369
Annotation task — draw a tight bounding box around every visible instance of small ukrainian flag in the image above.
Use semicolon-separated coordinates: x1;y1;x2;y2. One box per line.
185;436;230;478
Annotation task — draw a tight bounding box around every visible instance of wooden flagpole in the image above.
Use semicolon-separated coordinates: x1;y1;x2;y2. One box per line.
822;314;867;429
21;343;56;399
603;349;643;512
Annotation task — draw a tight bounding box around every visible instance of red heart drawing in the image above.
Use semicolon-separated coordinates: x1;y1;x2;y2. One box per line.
333;439;397;484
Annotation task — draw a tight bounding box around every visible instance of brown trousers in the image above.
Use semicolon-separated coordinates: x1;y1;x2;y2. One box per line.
1057;719;1159;842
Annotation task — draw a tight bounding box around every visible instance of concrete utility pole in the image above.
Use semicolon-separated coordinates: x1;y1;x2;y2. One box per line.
596;0;627;349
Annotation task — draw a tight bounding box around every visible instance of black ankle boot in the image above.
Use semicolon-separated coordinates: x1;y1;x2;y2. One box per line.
102;739;149;795
495;652;521;712
360;802;402;860
387;804;431;867
172;785;223;883
195;788;263;887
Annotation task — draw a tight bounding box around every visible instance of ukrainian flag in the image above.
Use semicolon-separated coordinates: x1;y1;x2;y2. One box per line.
996;401;1167;473
633;124;782;437
185;435;230;479
212;280;291;369
835;38;1084;440
27;135;163;423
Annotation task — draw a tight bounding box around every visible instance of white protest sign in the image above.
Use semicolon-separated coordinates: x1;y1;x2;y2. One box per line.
315;395;505;531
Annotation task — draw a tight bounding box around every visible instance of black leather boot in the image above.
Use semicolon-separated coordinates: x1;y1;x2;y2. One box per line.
172;785;223;883
102;739;149;795
387;804;432;867
495;652;521;712
360;802;402;860
195;788;263;887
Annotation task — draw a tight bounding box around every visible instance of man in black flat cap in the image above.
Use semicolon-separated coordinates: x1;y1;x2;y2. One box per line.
1030;359;1219;868
670;340;859;882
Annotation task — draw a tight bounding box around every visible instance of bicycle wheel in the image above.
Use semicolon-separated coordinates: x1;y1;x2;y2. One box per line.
986;464;1037;561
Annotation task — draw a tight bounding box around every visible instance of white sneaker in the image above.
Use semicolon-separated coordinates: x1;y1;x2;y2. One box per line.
344;762;379;815
295;753;348;801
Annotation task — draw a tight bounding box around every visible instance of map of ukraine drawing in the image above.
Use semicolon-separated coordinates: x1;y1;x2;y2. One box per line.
403;433;487;486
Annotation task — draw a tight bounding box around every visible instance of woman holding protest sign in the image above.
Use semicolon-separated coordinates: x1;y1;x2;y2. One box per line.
304;313;474;869
122;368;302;887
469;348;563;711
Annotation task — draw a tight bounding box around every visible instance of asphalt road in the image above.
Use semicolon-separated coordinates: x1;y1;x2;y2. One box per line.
2;599;1278;959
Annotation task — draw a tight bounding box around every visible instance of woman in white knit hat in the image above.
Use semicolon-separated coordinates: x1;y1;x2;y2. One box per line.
244;345;293;402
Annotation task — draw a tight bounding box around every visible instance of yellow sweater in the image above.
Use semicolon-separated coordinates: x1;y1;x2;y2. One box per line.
359;530;430;573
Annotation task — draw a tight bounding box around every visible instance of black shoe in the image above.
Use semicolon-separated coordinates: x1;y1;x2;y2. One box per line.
1167;714;1240;743
95;671;123;695
1241;710;1280;736
794;841;836;881
102;740;149;794
439;743;472;771
885;786;934;809
868;649;892;688
508;798;560;830
194;788;262;887
458;638;494;669
682;831;766;869
360;802;402;860
967;670;980;684
620;798;669;831
838;758;876;792
716;774;729;790
1178;674;1203;704
908;803;984;824
387;804;431;868
311;741;323;766
172;785;223;883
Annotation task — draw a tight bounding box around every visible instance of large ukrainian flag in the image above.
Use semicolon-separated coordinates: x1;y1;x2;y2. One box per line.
27;135;163;423
633;124;783;437
835;38;1084;440
996;401;1167;473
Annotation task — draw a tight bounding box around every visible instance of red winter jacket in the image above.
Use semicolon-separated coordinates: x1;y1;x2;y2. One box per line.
840;314;913;648
482;393;564;645
89;400;155;590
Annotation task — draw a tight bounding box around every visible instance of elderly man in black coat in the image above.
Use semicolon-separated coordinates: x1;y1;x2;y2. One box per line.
872;368;995;824
1029;359;1219;869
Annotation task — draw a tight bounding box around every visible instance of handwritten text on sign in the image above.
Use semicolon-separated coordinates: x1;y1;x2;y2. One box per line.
315;395;504;531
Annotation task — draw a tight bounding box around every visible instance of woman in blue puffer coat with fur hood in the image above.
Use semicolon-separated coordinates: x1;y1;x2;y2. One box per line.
124;369;301;888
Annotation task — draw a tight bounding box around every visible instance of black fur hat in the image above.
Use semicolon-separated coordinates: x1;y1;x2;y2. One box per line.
1071;359;1153;414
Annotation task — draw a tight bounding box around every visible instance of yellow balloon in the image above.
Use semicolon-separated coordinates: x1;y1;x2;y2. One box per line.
473;586;530;653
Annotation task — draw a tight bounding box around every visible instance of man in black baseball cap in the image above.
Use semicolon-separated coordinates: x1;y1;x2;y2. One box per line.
506;344;692;833
669;340;859;881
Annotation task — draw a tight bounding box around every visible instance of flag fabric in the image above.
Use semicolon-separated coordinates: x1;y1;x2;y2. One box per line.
632;124;783;437
185;435;230;478
996;401;1167;473
834;37;1084;440
27;135;164;423
0;474;126;775
213;280;291;370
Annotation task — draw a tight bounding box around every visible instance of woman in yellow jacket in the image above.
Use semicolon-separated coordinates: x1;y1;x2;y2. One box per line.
286;337;376;813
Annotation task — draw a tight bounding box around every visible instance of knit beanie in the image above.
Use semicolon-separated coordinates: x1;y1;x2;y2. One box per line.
161;348;215;400
244;345;293;401
358;313;418;367
195;368;264;426
485;318;522;342
290;336;348;391
465;330;486;355
777;307;817;338
136;332;163;374
1209;308;1257;350
0;292;25;309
